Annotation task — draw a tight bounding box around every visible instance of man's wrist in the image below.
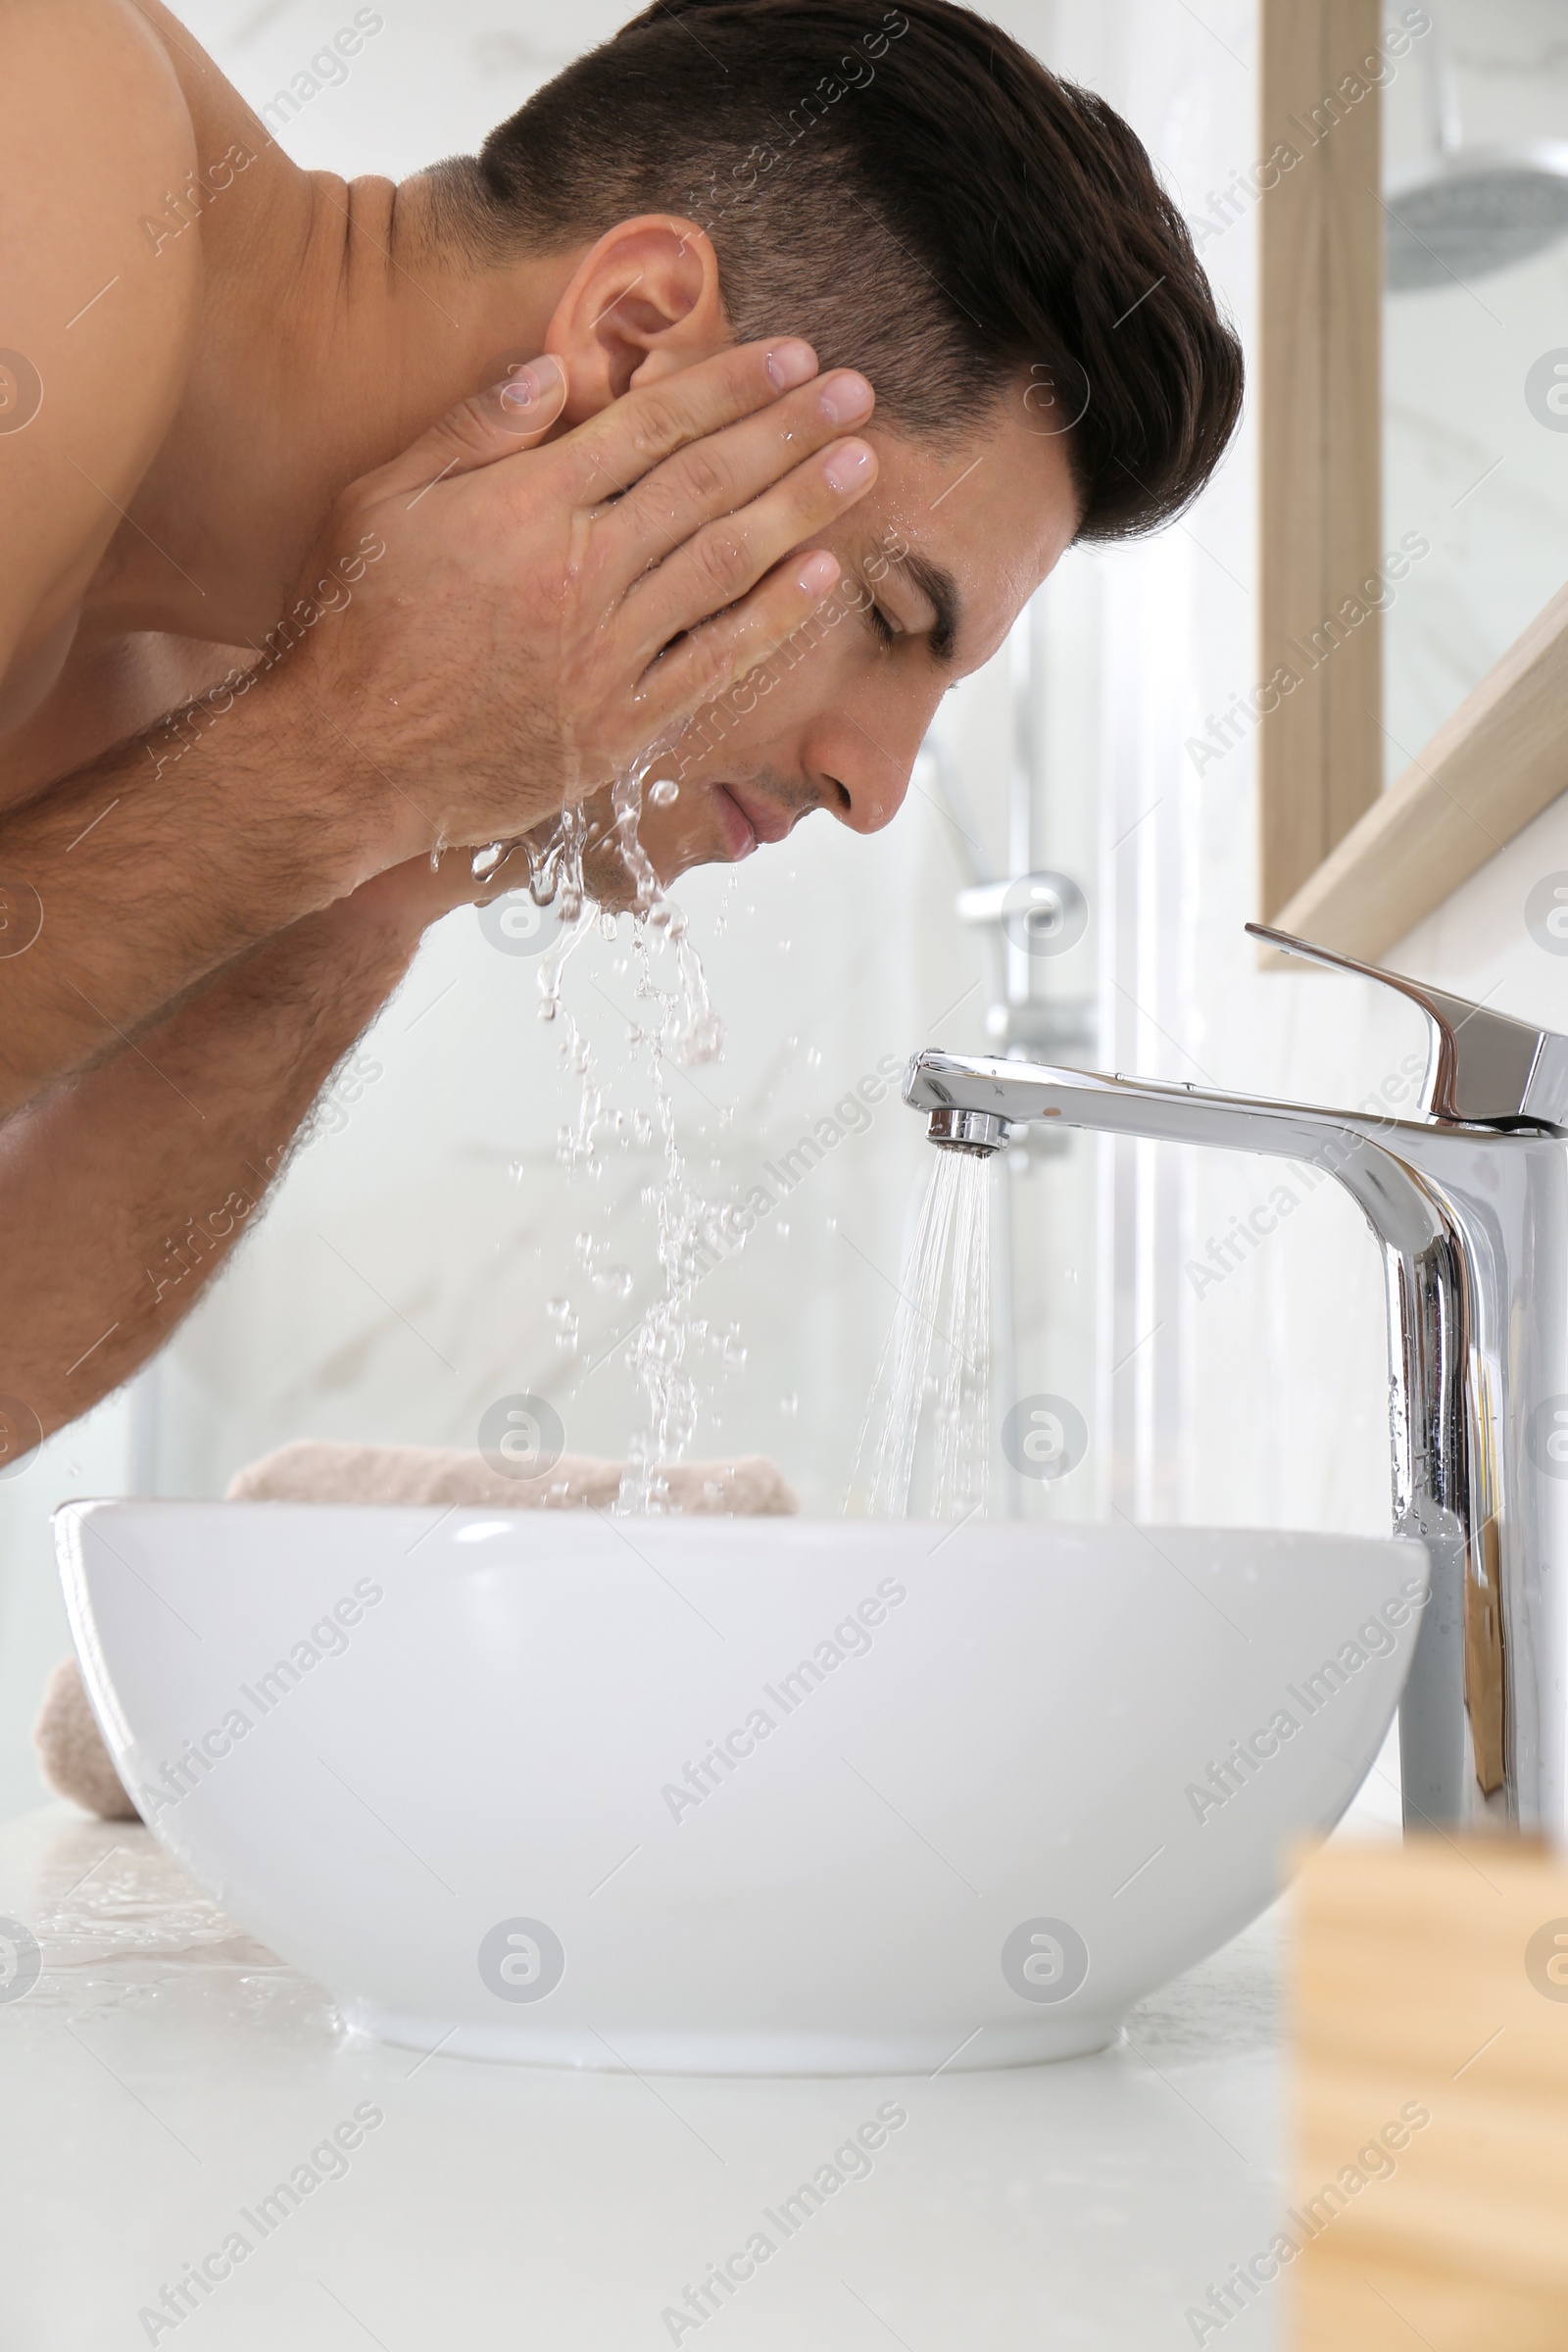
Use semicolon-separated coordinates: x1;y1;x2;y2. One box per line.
318;841;533;953
170;657;431;926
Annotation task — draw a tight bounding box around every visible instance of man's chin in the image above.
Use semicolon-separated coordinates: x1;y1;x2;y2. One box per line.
622;784;760;889
576;819;728;910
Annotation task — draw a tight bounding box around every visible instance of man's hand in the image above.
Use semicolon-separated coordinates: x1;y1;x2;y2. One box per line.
294;337;878;857
0;338;875;1124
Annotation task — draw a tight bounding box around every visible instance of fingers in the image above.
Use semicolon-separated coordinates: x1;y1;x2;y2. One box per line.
559;337;821;504
623;435;878;665
372;355;569;506
595;367;875;593
637;547;847;736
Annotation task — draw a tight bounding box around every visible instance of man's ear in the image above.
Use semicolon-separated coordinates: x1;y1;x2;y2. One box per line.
545;216;731;423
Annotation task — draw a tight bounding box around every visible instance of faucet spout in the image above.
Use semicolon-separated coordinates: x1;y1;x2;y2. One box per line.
906;936;1568;1842
908;1050;1453;1257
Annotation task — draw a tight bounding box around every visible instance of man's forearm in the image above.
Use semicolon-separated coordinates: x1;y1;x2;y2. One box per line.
0;868;434;1437
0;646;424;1123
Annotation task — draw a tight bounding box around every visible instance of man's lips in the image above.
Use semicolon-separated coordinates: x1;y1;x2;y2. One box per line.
714;782;797;851
709;785;757;860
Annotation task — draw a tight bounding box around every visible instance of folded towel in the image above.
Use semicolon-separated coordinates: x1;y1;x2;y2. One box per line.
35;1445;797;1819
224;1441;797;1516
32;1656;141;1821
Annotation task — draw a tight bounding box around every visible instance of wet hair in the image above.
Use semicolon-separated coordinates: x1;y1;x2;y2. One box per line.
441;0;1244;542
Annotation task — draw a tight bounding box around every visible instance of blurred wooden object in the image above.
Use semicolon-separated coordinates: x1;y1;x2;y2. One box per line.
1292;1838;1568;2349
1257;0;1384;920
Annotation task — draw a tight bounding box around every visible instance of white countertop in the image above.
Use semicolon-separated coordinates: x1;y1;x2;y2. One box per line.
0;1803;1297;2352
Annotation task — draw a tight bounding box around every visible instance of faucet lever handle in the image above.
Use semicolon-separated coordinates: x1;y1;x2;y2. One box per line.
1247;922;1568;1131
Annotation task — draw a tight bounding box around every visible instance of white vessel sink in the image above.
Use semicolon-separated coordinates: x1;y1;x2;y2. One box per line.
57;1503;1426;2075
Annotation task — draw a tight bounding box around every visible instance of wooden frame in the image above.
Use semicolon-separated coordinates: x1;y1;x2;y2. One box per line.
1274;585;1568;959
1257;0;1385;924
1256;0;1568;960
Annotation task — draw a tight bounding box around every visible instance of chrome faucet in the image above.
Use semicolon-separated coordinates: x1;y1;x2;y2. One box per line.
906;923;1568;1839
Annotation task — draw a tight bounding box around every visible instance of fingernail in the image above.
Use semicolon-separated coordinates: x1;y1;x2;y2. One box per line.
765;338;817;391
823;440;875;494
818;370;873;425
796;551;840;598
499;353;564;411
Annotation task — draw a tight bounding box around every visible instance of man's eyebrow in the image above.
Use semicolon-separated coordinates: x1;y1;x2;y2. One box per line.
899;551;961;664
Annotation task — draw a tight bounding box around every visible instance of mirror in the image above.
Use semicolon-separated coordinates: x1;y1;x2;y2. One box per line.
1382;0;1568;767
1257;0;1568;956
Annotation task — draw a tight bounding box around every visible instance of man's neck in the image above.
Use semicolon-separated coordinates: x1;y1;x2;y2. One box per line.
80;6;563;650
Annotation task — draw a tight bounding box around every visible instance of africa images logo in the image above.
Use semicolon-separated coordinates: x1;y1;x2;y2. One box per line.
1001;1394;1088;1482
0;350;42;434
1001;1917;1090;2003
1525;349;1568;432
477;1394;566;1480
476;1917;566;2004
1526;1396;1568;1480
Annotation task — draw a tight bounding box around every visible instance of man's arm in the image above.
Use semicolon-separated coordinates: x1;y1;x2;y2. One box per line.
0;338;873;1122
0;847;496;1441
0;657;420;1120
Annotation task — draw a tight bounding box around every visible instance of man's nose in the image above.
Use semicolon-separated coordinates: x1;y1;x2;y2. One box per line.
804;689;941;837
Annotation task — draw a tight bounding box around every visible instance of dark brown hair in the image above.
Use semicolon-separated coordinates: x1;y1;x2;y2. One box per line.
449;0;1244;541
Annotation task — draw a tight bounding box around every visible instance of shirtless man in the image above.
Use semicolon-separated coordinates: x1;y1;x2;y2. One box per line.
0;0;1241;1462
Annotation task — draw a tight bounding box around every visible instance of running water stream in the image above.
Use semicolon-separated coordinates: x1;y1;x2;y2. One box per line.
850;1148;994;1519
510;755;734;1513
487;760;994;1521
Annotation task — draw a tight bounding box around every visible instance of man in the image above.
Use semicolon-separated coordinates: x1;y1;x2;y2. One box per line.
0;0;1242;1460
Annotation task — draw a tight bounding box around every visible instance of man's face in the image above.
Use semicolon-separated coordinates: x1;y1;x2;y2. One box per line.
613;390;1080;887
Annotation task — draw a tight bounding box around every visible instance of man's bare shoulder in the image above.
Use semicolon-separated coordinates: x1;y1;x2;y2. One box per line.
0;0;202;719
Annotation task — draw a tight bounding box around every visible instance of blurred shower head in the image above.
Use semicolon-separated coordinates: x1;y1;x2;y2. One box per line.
1386;144;1568;290
1386;8;1568;291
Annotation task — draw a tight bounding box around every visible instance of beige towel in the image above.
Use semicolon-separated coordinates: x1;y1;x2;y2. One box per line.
224;1441;797;1515
35;1445;797;1819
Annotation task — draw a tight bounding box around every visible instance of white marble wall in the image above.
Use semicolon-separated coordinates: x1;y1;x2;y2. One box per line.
8;0;1557;1822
